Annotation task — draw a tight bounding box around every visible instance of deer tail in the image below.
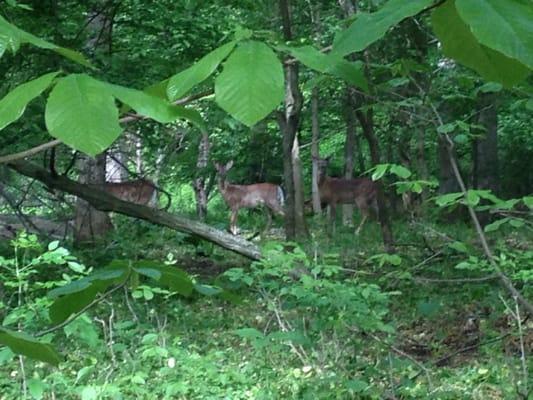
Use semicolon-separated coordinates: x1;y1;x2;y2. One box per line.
277;186;285;207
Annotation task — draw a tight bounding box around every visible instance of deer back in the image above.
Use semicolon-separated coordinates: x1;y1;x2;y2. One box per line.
102;179;157;206
220;183;284;213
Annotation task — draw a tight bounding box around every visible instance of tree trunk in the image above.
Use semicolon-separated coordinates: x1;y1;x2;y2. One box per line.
356;109;395;253
278;0;307;239
310;87;322;214
472;92;499;225
472;92;499;194
342;88;356;226
193;131;210;221
416;127;429;202
437;135;460;194
73;5;115;244
73;154;113;243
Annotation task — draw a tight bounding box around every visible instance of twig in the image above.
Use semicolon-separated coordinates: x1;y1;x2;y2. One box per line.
0;140;62;164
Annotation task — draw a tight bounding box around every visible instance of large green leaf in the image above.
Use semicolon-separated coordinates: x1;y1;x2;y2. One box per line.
0;71;59;131
134;261;193;296
105;82;206;129
281;45;368;91
332;0;433;57
432;0;530;87
167;41;236;101
45;74;122;156
0;15;91;67
49;283;105;325
215;41;284;127
48;264;129;324
456;0;533;70
0;327;61;366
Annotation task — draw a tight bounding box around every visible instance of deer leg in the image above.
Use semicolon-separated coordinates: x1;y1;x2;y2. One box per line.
230;209;239;235
355;214;367;235
262;208;273;237
330;204;337;235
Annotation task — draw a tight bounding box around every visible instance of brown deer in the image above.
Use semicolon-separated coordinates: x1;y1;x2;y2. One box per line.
316;157;377;234
100;179;171;210
214;161;284;235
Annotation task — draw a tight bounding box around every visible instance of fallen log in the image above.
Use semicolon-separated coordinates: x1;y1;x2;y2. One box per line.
8;161;261;260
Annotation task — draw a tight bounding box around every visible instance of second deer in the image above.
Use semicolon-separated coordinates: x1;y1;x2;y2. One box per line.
215;161;285;235
316;157;377;234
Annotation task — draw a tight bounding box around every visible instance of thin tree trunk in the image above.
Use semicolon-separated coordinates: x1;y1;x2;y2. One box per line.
416;127;429;202
342;88;356;226
472;92;498;226
278;0;307;239
473;92;499;194
193;131;210;221
310;87;322;214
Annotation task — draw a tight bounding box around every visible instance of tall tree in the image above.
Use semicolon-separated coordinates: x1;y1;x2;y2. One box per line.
277;0;308;239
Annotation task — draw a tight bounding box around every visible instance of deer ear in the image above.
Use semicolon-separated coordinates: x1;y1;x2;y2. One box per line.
226;160;234;170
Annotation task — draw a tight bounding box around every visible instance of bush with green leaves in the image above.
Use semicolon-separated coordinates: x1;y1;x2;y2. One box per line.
224;242;395;397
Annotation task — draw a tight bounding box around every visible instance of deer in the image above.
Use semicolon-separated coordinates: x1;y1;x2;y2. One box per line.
100;179;171;210
315;157;377;235
214;161;285;235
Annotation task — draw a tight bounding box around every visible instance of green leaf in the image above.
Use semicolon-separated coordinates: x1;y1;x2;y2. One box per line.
477;82;503;93
484;217;509;232
0;15;91;67
390;164;412;179
332;0;433;56
215;41;284;126
526;99;533;111
28;378;45;400
133;261;193;296
448;241;468;253
466;190;480;206
456;0;533;69
432;0;530;87
104;82;205;128
194;284;223;296
435;192;463;207
0;71;59;131
48;266;126;298
523;196;533;209
281;45;368;90
346;379;370;393
45;74;122;156
0;327;61;366
371;164;388;181
234;328;264;340
167;41;236;101
49;282;106;324
437;122;456;134
509;218;524;228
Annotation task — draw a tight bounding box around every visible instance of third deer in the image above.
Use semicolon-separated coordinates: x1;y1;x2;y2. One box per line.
316;157;377;234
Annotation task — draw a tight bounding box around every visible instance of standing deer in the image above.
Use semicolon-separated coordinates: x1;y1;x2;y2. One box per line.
215;161;285;235
316;157;377;234
101;179;171;210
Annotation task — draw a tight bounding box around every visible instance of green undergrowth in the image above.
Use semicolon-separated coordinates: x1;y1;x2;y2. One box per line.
0;217;531;399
